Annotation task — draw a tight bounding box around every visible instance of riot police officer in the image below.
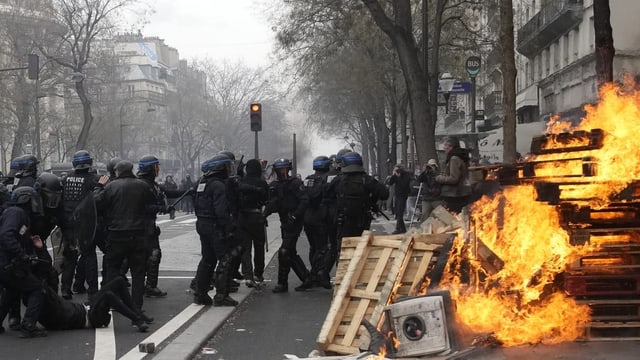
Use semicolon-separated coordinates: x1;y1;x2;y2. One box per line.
263;158;309;293
136;155;182;298
60;150;101;300
15;154;39;188
193;154;238;306
297;156;333;290
236;159;268;286
94;160;156;320
332;152;389;242
0;187;47;337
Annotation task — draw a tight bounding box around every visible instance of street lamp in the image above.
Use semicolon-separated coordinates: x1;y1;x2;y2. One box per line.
439;72;456;114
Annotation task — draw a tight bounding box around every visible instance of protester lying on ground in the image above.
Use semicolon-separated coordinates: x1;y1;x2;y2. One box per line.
39;276;151;333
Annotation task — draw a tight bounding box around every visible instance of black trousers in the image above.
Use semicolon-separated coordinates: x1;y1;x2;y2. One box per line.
0;267;43;327
74;235;100;294
88;277;140;327
145;226;162;289
236;211;266;280
194;220;221;294
103;231;147;311
395;195;408;232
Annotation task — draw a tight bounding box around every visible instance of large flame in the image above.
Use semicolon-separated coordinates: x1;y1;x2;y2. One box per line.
442;187;591;346
439;80;640;346
543;78;640;200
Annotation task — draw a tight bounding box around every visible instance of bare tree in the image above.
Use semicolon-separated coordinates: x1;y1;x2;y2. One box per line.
593;0;614;88
500;0;516;163
40;0;136;151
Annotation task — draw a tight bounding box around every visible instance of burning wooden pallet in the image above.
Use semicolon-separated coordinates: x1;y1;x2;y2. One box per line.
318;211;462;355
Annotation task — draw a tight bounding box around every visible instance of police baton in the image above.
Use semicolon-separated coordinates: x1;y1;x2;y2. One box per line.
168;188;194;209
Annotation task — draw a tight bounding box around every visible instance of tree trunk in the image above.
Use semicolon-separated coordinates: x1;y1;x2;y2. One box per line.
593;0;614;88
500;0;517;164
11;100;31;159
389;95;398;170
362;0;437;166
74;78;94;150
428;0;445;163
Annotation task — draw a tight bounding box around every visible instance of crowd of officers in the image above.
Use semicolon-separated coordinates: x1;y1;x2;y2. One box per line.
0;147;389;338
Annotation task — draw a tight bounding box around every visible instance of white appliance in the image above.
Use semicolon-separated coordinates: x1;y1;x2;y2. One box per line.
384;292;456;358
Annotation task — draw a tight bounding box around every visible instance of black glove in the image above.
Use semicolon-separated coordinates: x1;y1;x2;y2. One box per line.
287;214;298;225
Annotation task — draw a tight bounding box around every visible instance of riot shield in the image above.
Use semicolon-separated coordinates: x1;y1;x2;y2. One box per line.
49;226;64;273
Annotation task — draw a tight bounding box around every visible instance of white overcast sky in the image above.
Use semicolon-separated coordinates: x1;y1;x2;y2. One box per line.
135;0;275;66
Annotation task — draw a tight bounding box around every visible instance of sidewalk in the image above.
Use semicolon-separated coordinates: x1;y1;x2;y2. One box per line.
150;220;282;360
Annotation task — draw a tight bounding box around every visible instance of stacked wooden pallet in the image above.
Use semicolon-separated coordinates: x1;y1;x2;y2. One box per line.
317;207;463;355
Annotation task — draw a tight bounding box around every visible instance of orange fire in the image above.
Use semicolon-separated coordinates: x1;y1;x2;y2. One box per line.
440;79;640;346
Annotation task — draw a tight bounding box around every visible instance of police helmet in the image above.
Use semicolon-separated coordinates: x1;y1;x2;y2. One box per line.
341;152;365;174
35;173;62;209
107;157;121;177
10;186;43;214
201;154;232;177
312;155;331;172
218;151;239;175
218;151;236;161
335;149;350;169
273;158;292;180
16;154;39;177
72;150;93;170
8;156;22;177
137;155;160;177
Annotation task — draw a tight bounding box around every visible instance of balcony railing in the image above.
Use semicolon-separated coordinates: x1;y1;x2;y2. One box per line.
517;0;584;58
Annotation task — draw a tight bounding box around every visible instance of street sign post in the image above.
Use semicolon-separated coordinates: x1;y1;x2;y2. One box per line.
466;56;481;78
466;56;481;159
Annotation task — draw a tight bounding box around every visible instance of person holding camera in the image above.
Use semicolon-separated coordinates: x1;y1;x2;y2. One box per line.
388;164;412;234
417;159;442;222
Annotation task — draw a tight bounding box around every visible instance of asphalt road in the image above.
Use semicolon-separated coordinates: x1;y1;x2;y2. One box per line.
0;212;225;360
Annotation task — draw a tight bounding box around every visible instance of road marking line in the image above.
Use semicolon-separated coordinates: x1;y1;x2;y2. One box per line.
93;311;115;360
119;303;204;360
156;219;172;225
178;218;197;224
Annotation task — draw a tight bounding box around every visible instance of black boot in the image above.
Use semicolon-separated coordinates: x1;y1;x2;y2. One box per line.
295;276;315;291
272;284;288;293
193;292;213;305
8;316;21;331
273;248;291;293
19;323;47;338
144;286;168;298
213;294;238;307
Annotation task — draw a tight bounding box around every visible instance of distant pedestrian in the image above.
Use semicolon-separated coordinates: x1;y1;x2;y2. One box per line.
436;136;471;214
388;164;412;234
181;175;195;213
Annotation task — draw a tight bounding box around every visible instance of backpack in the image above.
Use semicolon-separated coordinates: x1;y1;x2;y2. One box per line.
304;174;325;208
339;174;369;217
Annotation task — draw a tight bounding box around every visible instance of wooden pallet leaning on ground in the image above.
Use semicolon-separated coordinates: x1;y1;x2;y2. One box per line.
317;231;446;355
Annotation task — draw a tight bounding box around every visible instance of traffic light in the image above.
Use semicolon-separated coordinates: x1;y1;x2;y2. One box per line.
27;54;39;80
250;103;262;132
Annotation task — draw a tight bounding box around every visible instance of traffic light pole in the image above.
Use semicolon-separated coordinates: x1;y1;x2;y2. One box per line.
254;130;259;159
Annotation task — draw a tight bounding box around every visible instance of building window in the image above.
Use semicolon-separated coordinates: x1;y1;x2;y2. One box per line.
127;85;135;98
544;49;550;77
573;28;579;59
563;34;569;65
553;42;559;71
525;62;530;85
589;17;595;50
